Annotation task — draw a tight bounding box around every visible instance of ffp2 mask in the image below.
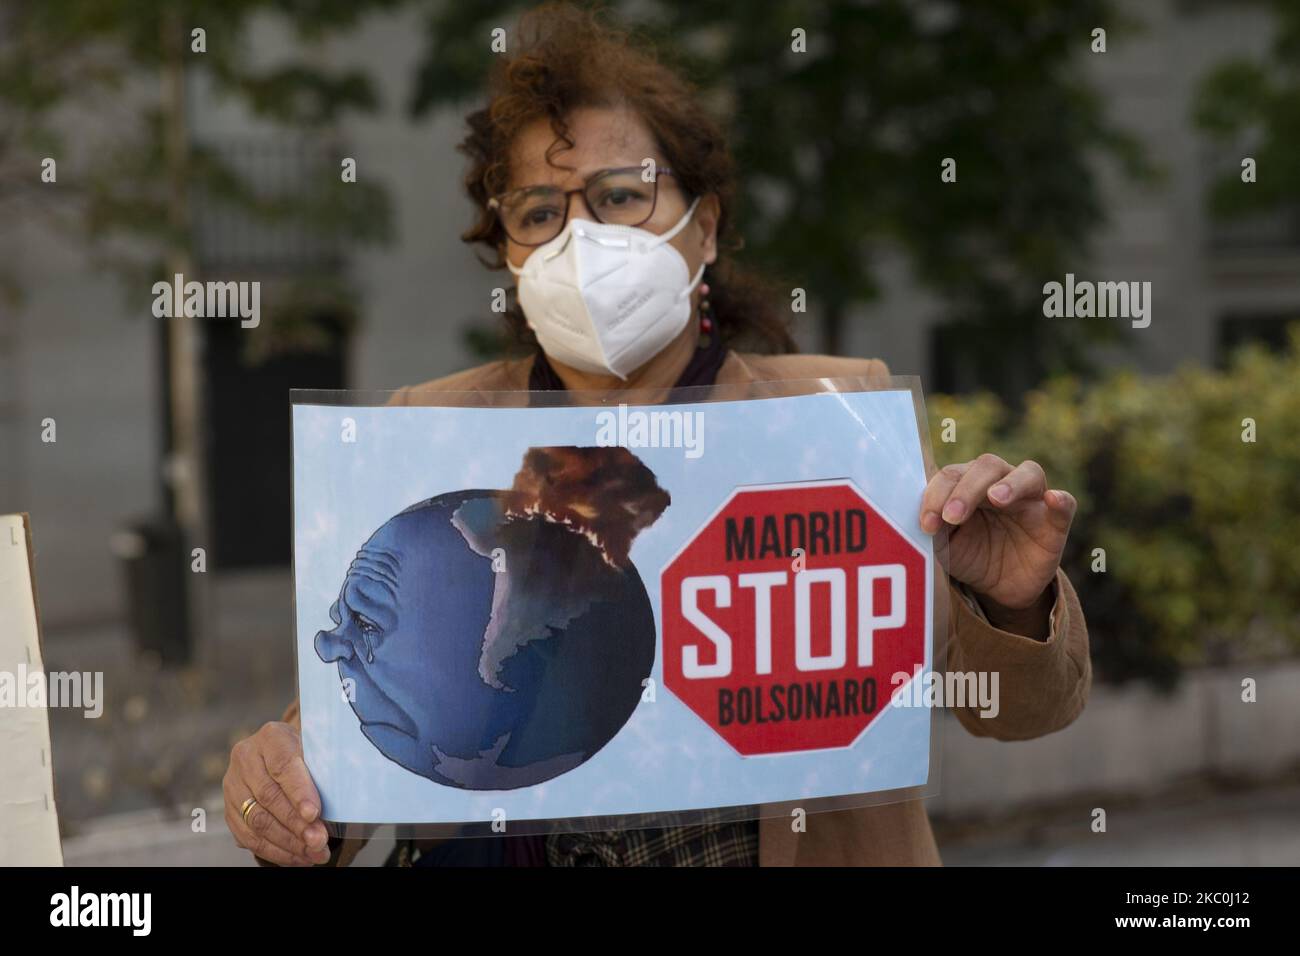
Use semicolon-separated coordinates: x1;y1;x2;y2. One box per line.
507;197;705;379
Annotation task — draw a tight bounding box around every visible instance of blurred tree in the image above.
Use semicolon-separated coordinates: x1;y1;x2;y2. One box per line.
929;324;1300;687
409;0;1149;395
0;5;108;304
1194;0;1300;223
0;1;396;560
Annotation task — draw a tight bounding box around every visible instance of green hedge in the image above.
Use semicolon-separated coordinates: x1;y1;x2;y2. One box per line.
926;326;1300;687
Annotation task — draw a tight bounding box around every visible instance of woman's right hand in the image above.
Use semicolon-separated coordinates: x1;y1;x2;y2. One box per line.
223;721;333;866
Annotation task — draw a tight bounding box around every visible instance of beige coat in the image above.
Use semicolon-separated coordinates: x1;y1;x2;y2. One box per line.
285;350;1091;866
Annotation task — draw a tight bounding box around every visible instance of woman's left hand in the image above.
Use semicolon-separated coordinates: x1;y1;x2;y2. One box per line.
920;454;1077;627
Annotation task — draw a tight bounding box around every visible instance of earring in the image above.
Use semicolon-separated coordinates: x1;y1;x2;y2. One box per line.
698;281;713;348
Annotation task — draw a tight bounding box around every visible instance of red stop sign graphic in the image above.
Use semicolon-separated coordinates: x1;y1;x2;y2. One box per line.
660;479;928;755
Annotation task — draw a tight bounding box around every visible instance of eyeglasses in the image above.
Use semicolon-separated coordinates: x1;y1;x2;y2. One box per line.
488;166;680;247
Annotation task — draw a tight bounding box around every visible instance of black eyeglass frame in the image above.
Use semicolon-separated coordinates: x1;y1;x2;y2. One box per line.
487;166;683;247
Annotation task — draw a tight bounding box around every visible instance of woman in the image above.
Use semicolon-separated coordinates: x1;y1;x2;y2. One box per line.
224;3;1090;867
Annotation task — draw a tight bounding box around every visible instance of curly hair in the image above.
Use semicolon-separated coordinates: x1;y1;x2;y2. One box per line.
457;1;796;355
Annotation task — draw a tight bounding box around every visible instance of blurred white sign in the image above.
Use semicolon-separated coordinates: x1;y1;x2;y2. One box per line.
0;514;64;866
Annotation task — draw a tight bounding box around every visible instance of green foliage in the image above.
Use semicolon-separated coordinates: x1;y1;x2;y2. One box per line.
411;0;1151;390
0;0;397;356
1193;0;1300;217
927;325;1300;686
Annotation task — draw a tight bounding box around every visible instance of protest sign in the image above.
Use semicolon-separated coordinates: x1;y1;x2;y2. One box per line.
292;381;938;826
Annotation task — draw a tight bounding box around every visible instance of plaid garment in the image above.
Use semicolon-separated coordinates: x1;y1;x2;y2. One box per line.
546;821;759;867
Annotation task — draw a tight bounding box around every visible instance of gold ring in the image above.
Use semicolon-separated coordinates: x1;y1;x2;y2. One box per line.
240;796;258;825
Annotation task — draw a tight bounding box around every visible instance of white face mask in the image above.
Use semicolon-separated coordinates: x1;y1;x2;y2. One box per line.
508;197;705;380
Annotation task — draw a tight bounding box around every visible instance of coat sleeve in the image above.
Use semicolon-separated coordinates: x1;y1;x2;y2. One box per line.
944;567;1091;740
859;353;1092;740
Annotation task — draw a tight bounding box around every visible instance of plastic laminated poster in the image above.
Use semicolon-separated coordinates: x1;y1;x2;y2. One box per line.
291;376;948;836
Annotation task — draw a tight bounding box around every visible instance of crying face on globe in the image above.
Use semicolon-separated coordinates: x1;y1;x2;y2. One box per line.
314;446;669;791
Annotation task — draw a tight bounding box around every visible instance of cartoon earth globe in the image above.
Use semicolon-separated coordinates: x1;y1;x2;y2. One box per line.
314;447;669;791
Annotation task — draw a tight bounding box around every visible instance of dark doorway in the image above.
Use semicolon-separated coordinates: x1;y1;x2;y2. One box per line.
202;318;347;568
